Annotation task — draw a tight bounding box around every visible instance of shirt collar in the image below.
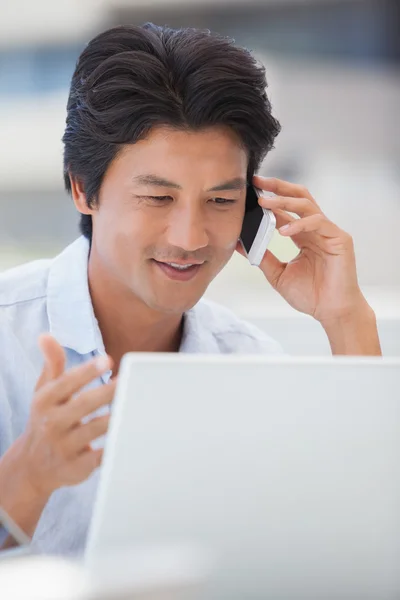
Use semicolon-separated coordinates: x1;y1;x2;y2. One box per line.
47;236;104;355
46;236;220;356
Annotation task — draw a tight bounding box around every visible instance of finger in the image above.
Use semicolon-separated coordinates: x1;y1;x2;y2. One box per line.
253;175;320;208
35;335;66;392
64;415;110;457
279;213;341;238
272;209;304;250
60;379;117;429
236;232;291;288
35;355;112;409
259;249;287;289
73;447;104;477
258;194;318;219
271;208;296;230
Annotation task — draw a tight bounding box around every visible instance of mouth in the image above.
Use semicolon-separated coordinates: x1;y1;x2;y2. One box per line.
152;259;204;282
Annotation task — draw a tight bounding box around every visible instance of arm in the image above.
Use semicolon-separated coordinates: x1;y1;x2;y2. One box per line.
0;440;50;543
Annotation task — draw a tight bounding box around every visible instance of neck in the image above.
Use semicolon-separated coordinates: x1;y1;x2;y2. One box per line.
87;250;184;377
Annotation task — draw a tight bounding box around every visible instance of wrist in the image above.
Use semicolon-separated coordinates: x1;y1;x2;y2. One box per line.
320;302;382;356
320;300;376;331
0;439;51;537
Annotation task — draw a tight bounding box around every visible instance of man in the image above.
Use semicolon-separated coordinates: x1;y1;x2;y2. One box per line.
0;23;381;555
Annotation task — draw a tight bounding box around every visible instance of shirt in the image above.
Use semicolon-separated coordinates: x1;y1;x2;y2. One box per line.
0;236;284;556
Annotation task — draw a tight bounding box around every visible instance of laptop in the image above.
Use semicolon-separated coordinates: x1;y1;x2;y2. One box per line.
85;354;400;599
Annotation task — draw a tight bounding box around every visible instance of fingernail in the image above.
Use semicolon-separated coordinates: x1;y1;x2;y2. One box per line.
95;355;110;373
279;224;291;232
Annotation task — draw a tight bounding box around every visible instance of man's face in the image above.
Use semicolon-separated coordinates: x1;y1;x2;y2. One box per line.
88;125;248;314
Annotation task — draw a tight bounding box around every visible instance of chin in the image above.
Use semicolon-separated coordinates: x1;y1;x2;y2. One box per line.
146;291;204;315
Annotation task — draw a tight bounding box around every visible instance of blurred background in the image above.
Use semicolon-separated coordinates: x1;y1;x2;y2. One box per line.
0;0;399;354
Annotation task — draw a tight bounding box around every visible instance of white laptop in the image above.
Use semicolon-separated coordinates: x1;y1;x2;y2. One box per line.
85;355;400;600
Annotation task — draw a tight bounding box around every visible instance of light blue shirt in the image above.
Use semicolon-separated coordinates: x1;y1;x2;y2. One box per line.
0;236;283;555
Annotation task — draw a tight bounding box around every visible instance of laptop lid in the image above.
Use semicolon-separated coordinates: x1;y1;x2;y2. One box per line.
86;355;400;599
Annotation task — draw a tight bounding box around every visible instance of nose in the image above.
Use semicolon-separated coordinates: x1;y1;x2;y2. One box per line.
166;205;209;252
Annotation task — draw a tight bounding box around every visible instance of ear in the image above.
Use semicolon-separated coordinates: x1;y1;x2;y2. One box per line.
69;174;93;215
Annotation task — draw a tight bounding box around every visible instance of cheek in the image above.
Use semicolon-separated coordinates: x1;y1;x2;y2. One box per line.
96;203;152;244
224;237;240;252
210;212;243;252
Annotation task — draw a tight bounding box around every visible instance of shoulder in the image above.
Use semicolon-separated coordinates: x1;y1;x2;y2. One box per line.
0;261;55;452
0;259;52;370
0;258;52;308
193;298;285;354
0;307;36;454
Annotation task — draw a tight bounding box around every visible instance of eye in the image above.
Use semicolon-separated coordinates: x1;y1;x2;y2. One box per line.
148;195;172;202
134;195;173;204
210;197;236;205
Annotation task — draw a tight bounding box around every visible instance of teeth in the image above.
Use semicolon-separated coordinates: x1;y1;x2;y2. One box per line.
166;262;194;270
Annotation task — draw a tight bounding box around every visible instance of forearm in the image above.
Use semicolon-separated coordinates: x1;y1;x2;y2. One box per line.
0;438;50;542
321;303;382;356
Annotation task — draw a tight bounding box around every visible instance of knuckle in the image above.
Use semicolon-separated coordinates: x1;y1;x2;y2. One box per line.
79;451;100;475
314;213;325;225
322;237;339;250
57;362;98;396
267;177;279;189
80;388;109;414
303;197;314;208
32;384;52;409
96;451;104;468
57;441;71;462
93;415;110;435
344;232;354;246
31;396;45;416
97;382;115;401
41;413;58;438
38;379;59;405
81;362;98;381
90;449;103;470
298;185;309;197
103;383;116;400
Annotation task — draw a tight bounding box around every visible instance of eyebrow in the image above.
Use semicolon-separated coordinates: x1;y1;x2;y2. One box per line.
132;174;247;192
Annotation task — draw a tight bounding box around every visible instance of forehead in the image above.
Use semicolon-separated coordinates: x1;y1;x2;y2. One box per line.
111;125;248;181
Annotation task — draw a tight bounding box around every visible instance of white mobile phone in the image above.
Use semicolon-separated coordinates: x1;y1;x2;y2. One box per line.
239;185;276;266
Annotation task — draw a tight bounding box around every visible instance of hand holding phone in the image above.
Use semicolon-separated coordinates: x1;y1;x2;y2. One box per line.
239;185;276;266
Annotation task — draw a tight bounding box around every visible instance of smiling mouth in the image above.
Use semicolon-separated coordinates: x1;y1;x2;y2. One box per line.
158;261;203;270
152;259;204;281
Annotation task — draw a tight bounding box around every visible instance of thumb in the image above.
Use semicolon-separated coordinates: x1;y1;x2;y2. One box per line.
35;334;66;391
258;249;287;290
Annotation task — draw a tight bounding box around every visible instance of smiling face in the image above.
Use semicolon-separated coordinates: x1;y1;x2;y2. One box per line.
73;125;248;315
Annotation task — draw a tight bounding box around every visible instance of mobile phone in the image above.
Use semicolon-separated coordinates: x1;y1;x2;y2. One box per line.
239;185;276;266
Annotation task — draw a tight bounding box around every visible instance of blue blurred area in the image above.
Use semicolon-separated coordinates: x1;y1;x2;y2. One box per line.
0;44;81;97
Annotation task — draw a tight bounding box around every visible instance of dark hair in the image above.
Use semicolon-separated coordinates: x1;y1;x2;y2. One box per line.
62;23;281;240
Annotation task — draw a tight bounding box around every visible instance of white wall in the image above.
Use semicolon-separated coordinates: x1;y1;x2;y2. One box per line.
205;275;400;356
0;0;108;47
